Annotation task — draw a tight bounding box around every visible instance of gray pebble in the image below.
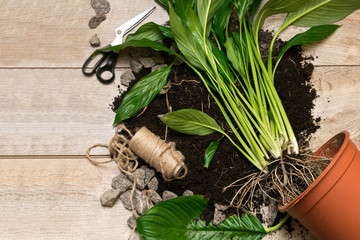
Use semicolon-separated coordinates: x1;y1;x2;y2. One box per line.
130;48;151;60
162;190;178;201
135;194;150;215
152;55;165;65
147;189;162;204
151;64;168;73
182;190;194;196
147;177;159;191
100;188;122;207
213;208;227;226
120;190;136;211
89;34;100;47
120;70;135;87
264;200;278;227
129;59;143;73
214;203;230;211
111;173;132;193
139;57;156;68
127;169;146;190
127;214;137;229
140;165;155;185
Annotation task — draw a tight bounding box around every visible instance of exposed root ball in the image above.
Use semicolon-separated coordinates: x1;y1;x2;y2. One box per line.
224;150;332;209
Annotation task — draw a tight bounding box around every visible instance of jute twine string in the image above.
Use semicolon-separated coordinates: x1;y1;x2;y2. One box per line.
86;126;139;219
86;125;188;211
128;127;188;181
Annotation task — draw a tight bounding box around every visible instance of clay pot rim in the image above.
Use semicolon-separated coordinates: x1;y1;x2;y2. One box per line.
278;131;350;212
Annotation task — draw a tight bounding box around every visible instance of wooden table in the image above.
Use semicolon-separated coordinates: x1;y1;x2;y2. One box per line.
0;1;359;239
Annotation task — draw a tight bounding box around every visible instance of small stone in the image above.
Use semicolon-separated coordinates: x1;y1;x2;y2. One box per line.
130;48;152;60
152;55;165;65
213;208;227;225
140;165;155;185
182;190;194;196
91;0;110;15
162;190;178;201
120;190;137;211
127;214;137;229
135;194;149;215
120;70;136;87
151;64;168;73
111;172;132;193
100;188;122;207
129;59;143;73
88;14;106;29
127;168;146;190
147;189;162;204
147;177;159;191
89;34;100;47
214;203;230;211
139;57;156;68
261;200;278;227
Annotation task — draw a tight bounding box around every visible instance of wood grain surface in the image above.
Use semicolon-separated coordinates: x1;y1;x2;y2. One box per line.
0;0;359;239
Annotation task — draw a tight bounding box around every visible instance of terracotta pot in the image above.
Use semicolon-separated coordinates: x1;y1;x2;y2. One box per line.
278;131;360;240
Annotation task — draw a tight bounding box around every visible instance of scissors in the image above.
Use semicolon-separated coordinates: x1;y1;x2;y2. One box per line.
82;6;156;84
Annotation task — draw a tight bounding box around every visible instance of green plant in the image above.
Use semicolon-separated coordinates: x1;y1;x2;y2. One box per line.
104;0;359;170
137;195;290;240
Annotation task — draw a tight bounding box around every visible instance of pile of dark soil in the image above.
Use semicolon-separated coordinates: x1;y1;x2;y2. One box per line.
110;32;319;217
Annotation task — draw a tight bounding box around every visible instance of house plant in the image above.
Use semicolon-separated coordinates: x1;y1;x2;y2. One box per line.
96;0;360;238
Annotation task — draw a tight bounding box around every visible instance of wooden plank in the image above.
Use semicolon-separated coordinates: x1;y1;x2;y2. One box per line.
1;1;359;68
1;66;360;155
262;10;360;66
310;66;360;150
0;0;168;68
0;157;139;240
0;69;121;155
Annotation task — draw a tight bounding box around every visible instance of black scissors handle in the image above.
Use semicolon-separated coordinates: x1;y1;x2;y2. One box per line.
82;45;119;84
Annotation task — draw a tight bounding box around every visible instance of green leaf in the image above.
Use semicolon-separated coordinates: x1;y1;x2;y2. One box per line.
156;0;171;11
288;0;360;27
159;109;223;136
137;195;267;240
203;136;223;168
169;4;208;71
95;39;179;57
212;0;233;45
188;214;267;240
235;0;255;22
253;0;306;33
113;64;173;124
125;22;173;42
277;24;340;64
197;0;223;34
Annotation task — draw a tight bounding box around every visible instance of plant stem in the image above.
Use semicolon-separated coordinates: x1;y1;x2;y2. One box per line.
265;214;290;233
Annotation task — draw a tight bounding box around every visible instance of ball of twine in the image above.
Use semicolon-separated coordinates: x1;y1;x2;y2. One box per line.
129;127;187;181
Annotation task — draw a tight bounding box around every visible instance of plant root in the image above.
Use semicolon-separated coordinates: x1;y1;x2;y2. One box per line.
224;149;332;210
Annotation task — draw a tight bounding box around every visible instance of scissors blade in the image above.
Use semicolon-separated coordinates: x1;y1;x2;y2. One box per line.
111;6;156;46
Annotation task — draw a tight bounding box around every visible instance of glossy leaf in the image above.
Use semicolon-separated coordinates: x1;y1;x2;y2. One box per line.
288;0;360;27
197;0;223;34
125;22;173;42
113;64;173;124
203;136;223;168
137;195;267;240
95;39;178;57
159;109;223;136
277;24;340;63
212;0;232;44
253;0;306;32
236;0;255;23
169;4;207;70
